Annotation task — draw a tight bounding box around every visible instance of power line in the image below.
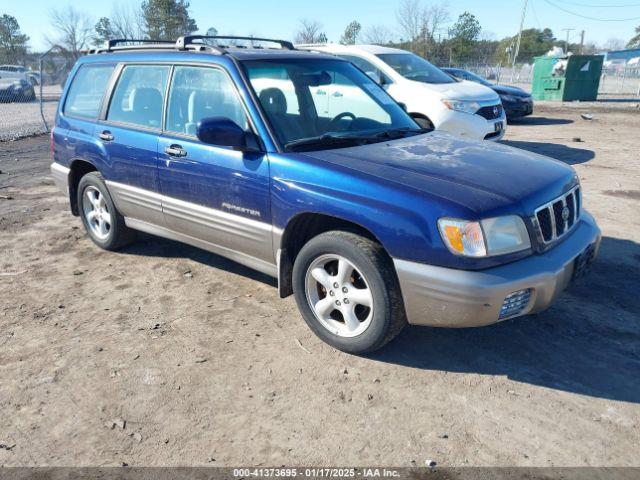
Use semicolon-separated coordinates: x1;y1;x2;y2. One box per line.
554;0;640;7
530;0;544;28
542;0;640;20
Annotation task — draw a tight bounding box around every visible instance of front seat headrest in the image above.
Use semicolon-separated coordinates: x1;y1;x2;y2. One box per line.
259;88;287;115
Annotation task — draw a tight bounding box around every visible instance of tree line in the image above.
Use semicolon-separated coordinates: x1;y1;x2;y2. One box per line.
296;0;640;66
2;0;640;68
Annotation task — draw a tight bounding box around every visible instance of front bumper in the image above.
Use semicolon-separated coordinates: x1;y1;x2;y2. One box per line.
504;99;533;118
433;107;507;142
394;211;601;327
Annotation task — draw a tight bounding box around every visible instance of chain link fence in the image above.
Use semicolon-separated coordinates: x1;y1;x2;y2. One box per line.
0;48;73;142
599;64;640;97
441;60;640;98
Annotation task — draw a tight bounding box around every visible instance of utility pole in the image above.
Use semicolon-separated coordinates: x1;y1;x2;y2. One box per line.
579;30;585;54
562;28;575;55
511;0;528;82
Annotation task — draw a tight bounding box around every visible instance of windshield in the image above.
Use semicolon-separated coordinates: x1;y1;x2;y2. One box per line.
452;69;492;87
376;53;454;84
243;58;420;150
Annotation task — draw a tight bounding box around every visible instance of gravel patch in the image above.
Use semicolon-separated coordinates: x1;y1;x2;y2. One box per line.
0;100;58;142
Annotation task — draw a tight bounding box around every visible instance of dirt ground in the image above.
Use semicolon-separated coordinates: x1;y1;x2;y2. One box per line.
1;104;639;467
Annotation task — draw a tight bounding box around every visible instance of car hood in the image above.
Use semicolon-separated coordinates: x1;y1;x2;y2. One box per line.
300;131;577;215
492;84;530;97
418;79;499;102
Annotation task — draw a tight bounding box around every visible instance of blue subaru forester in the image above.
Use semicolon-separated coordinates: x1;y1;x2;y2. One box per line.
50;36;600;353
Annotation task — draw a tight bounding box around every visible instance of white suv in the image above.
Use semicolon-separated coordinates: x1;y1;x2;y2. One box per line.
300;44;506;141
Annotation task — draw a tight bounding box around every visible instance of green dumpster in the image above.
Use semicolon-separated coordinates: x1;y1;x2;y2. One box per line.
531;54;604;101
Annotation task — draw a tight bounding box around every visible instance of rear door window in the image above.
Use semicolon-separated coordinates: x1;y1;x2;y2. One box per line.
64;64;115;119
165;65;249;135
107;65;170;129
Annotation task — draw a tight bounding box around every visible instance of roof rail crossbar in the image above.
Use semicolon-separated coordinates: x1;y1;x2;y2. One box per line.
93;38;174;53
176;35;294;51
295;43;329;48
106;38;172;49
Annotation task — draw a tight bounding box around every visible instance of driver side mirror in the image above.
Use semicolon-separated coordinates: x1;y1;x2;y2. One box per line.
196;117;261;152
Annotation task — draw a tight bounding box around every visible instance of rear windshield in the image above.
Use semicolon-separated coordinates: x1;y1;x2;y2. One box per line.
376;53;454;84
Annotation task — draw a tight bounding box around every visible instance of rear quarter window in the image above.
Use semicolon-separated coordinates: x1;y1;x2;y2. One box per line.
64;64;115;119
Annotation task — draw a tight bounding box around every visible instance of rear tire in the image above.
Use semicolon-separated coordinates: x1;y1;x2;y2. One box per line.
292;231;406;354
77;171;134;250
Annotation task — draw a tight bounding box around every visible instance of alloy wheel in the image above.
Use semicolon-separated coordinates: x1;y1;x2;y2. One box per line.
304;254;374;337
82;186;112;240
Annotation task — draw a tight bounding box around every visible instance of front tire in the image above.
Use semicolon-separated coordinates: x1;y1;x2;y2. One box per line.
77;171;134;250
292;231;406;354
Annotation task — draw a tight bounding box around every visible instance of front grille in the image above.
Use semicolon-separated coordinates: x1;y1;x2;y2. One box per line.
476;104;503;120
499;289;532;319
534;186;581;244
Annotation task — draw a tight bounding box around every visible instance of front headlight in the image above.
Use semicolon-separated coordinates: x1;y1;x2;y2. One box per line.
438;215;531;257
500;94;519;102
441;99;480;114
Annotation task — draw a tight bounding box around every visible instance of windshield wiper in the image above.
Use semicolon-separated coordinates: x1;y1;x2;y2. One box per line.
369;127;429;139
283;128;429;152
284;134;369;152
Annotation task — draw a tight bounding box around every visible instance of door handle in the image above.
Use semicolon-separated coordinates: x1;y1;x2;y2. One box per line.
164;144;187;157
98;130;114;142
332;91;343;98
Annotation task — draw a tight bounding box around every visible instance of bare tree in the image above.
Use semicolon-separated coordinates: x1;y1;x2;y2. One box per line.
111;1;146;39
47;6;93;58
424;2;450;46
362;25;393;45
601;37;626;52
396;0;450;55
295;19;326;44
396;0;422;44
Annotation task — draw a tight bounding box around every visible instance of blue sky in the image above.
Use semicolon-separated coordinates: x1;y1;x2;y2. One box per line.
4;0;640;51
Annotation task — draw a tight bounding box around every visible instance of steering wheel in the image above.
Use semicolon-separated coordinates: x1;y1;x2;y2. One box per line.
327;112;356;131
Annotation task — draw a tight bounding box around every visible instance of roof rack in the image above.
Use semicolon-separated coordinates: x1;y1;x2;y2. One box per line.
295;43;329;48
176;35;295;51
88;36;296;56
90;39;174;54
108;39;172;49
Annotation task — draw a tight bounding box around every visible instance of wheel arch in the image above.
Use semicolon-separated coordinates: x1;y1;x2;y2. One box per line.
276;212;390;298
68;159;99;215
409;112;434;130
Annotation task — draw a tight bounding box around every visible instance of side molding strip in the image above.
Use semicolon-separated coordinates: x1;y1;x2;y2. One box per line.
105;180;281;277
124;217;278;278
